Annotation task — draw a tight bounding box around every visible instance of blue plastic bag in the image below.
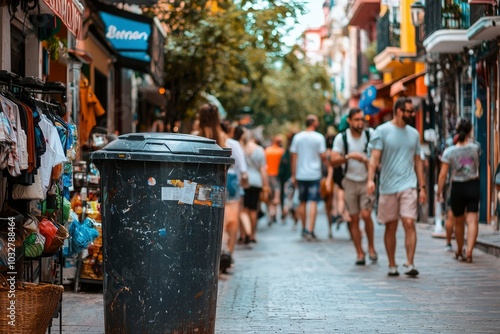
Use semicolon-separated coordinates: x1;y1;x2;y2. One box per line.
68;217;99;256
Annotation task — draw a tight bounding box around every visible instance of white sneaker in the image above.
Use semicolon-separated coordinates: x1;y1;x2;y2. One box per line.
445;244;453;252
388;266;399;277
403;264;419;277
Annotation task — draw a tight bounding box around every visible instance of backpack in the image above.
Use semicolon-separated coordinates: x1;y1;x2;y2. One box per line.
333;130;370;188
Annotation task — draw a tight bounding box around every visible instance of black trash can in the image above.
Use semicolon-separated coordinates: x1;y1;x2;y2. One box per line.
91;133;233;334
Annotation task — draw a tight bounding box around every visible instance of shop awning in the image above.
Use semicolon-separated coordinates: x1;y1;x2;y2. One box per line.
375;77;400;98
42;0;84;37
390;71;426;97
92;1;166;86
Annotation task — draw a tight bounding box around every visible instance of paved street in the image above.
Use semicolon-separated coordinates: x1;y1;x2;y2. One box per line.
52;205;500;333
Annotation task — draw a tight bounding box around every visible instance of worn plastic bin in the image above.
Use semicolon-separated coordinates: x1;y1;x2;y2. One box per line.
91;133;233;334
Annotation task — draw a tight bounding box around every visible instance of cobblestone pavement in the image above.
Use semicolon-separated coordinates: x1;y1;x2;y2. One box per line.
52;206;500;333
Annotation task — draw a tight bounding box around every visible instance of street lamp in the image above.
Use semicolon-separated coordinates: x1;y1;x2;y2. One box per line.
410;1;425;28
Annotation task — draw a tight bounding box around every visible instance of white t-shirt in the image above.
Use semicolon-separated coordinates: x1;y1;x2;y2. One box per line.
226;138;247;177
290;130;326;181
38;114;67;194
332;129;372;182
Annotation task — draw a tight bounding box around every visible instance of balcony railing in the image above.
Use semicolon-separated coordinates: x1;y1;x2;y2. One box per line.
424;0;470;39
376;11;400;54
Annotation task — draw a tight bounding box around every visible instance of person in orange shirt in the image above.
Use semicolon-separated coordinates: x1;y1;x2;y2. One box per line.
265;135;285;224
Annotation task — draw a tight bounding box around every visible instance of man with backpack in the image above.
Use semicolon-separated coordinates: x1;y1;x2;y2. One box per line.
330;108;378;265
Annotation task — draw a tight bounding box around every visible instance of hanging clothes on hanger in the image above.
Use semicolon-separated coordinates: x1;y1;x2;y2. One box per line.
0;92;28;177
79;76;105;148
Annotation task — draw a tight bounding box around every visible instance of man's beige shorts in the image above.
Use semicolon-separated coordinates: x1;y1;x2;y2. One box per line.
341;178;375;215
377;188;418;224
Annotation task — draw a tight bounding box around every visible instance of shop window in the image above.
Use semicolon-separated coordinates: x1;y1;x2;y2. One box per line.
10;26;25;77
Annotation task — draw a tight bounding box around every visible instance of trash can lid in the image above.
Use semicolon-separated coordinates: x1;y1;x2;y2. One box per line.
90;133;234;165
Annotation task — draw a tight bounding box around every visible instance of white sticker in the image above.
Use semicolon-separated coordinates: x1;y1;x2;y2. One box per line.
162;187;181;201
180;180;197;205
197;185;211;201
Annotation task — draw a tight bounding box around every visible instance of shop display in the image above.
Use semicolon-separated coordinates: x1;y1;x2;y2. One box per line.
0;71;74;333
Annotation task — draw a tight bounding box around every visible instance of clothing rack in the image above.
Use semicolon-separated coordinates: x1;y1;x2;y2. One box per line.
0;71;67;102
1;70;66;334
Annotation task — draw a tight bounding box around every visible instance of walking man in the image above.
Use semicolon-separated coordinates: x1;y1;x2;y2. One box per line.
367;97;426;277
290;114;327;240
331;108;377;265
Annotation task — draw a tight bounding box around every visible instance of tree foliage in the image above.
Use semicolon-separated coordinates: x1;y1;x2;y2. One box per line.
150;0;330;132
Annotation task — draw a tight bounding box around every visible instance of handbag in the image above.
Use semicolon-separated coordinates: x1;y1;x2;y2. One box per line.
11;173;45;200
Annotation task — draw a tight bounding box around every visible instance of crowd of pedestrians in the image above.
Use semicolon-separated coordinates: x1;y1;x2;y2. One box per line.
194;96;497;277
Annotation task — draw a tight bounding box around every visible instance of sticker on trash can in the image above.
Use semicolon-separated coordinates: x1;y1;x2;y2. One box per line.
179;180;197;205
162;187;181;201
161;179;225;207
194;185;224;207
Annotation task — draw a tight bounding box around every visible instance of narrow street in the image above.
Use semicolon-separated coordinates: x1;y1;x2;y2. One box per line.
55;204;500;333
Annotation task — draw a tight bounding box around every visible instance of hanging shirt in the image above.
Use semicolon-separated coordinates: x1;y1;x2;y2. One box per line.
0;96;21;176
38;114;67;194
79;77;105;148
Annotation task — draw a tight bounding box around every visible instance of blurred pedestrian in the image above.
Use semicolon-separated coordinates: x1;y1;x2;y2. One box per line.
241;130;269;243
264;135;285;224
320;132;335;238
197;104;247;270
437;118;480;263
290;114;327;240
443;134;459;252
278;132;298;225
367;97;427;277
331;108;377;265
220;120;249;256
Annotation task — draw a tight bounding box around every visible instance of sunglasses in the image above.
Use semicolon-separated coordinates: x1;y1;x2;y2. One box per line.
400;108;415;114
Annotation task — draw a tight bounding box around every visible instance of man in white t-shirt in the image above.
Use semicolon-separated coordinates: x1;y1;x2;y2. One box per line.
331;108;377;265
290;115;327;240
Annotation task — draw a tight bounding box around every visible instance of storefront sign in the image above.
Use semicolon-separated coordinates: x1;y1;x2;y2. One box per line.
43;0;83;37
99;8;165;85
100;12;151;62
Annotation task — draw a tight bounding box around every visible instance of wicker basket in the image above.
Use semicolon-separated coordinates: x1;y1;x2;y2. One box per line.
0;276;63;334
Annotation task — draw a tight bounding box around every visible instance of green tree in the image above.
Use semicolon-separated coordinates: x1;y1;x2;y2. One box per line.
151;0;329;132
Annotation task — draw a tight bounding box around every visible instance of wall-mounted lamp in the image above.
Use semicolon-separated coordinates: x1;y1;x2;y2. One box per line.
410;1;425;27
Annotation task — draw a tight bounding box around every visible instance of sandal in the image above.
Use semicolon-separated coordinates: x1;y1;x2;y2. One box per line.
465;252;473;263
454;251;465;261
355;253;366;265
